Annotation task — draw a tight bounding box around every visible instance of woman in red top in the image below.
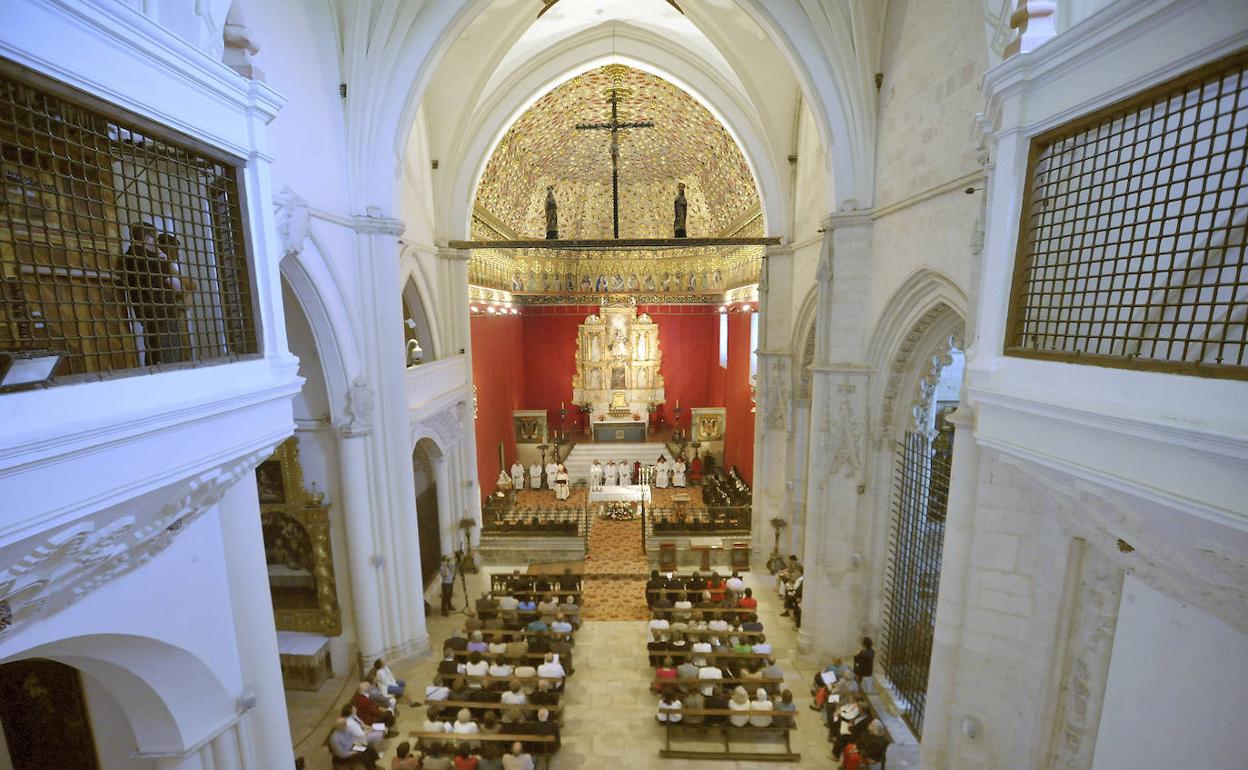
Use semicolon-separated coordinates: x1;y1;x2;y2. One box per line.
654;656;678;692
840;742;863;770
706;572;725;602
738;588;758;610
452;746;479;769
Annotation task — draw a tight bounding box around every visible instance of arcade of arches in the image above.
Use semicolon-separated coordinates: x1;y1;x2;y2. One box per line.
2;1;1247;770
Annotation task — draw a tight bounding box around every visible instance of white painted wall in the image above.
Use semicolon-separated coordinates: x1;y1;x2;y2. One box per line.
83;673;154;770
1092;574;1248;770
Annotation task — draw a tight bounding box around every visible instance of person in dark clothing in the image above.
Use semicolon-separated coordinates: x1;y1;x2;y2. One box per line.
120;222;190;365
853;637;875;689
646;570;666;606
703;687;729;726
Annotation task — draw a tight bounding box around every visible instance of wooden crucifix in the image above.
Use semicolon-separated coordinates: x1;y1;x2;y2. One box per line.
575;87;654;239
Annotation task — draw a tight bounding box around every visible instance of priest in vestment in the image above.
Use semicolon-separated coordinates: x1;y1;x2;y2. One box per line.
554;466;570;501
655;456;670;488
619;460;632;486
545;459;559;490
529;462;542;490
511;461;525;491
673;458;687;488
604;461;618;487
590;460;604;490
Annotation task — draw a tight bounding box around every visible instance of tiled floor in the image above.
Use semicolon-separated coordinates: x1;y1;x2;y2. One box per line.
288;565;919;769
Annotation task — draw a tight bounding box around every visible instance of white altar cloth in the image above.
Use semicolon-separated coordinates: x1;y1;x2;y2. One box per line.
588;484;653;504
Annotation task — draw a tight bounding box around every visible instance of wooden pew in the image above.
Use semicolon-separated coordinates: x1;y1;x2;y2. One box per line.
416;700;564;715
652;676;785;688
658;710;799;762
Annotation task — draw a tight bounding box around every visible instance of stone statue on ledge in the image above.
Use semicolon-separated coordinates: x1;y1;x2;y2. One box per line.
545;185;558;240
674;182;688;238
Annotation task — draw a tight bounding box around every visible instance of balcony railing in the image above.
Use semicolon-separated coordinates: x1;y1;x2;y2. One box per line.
405;354;469;413
0;62;260;392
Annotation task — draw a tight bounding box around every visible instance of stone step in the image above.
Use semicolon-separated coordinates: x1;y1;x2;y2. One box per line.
562;442;675;482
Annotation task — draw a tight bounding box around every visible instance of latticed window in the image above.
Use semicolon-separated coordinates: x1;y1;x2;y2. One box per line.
880;425;952;738
1006;49;1248;379
0;62;259;391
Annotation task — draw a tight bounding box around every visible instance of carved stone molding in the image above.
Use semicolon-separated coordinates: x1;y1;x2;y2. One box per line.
0;448;276;641
424;409;464;450
1003;0;1058;58
274;185;310;258
222;1;264;81
758;355;791;430
338;376;375;438
820;378;865;481
878;307;964;447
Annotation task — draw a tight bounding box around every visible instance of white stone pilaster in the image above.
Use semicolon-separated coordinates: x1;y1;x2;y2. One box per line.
753;244;797;562
798;214;873;658
216;475;296;770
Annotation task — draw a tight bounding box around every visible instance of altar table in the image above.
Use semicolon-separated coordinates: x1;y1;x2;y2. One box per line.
592;419;647;442
588;484;653;504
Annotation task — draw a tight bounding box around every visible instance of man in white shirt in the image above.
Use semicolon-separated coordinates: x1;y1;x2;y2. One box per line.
502;742;535;770
551;614;573;634
604;460;618;486
500;681;527;705
497;593;519;613
708;617;730;634
691;640;713;666
698;664;724;696
536;652;566;689
673;594;693;621
752;634;773;655
489;658;514;678
529;462;542;490
726;573;745;596
648;617;670;641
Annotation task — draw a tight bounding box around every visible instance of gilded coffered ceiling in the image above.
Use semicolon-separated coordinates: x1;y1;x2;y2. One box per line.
473;65;761;240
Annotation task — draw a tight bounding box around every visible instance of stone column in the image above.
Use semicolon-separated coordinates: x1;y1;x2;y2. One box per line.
432;454;456;558
216;474;296;770
753;245;796;563
210;726;244;770
337;426;386;665
798;214;873;659
347;214;429;663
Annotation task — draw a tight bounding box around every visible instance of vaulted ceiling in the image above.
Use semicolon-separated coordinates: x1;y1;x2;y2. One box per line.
472;64;761;240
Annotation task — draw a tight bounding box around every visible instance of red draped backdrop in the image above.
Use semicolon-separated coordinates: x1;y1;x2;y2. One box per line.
471;305;755;500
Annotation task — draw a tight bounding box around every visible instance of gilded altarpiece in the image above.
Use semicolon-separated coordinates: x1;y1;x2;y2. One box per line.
572;304;664;421
256;438;342;636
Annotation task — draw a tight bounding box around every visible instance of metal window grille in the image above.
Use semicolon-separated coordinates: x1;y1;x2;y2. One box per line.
1005;49;1248;379
880;428;952;738
0;61;260;391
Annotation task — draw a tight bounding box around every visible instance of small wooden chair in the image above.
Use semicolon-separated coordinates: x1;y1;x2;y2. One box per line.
659;542;678;571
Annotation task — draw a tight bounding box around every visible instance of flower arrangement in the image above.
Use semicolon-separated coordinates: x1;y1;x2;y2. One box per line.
602;501;637;521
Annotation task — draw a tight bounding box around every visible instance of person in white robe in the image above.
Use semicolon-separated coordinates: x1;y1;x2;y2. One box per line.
618;460;632;486
655;456;670;488
589;460;604;491
545;460;559;490
529;462;542;490
497;470;513;493
673;458;687;488
554;465;570;500
510;461;525;491
604;461;618;486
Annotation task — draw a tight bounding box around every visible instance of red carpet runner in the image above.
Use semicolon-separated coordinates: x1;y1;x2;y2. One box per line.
580;517;650;621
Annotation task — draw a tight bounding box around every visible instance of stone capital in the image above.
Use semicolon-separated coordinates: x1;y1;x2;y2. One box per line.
351;213;405;236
